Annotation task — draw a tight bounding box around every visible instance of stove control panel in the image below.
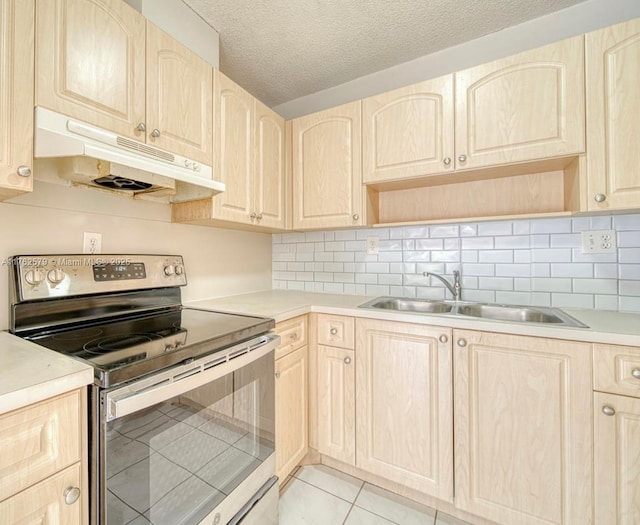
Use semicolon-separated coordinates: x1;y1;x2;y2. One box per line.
12;255;187;302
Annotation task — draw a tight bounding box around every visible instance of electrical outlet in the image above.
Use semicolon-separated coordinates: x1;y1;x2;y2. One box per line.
83;232;102;254
581;230;616;254
366;237;379;255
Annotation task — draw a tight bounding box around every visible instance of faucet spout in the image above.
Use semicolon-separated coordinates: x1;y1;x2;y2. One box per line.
423;270;462;301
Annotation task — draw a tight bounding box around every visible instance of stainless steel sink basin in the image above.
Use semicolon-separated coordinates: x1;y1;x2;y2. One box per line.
361;297;454;314
359;297;588;328
455;303;587;327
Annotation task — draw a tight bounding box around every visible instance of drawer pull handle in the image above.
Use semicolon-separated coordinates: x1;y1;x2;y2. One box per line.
632;368;640;379
289;332;299;341
64;486;81;505
344;356;351;365
602;406;616;416
330;328;338;335
439;334;448;344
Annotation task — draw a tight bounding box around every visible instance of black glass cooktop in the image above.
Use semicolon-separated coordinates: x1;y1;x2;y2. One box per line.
25;307;274;387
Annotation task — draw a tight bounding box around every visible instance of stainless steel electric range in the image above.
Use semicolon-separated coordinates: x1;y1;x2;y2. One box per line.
9;254;279;525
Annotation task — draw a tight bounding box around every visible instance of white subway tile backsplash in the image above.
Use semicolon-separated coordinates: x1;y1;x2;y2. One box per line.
478;222;513;236
272;213;640;312
551;293;594;309
531;218;572;234
479;250;513;263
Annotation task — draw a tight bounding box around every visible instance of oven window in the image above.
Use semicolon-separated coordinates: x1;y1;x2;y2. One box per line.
104;353;274;525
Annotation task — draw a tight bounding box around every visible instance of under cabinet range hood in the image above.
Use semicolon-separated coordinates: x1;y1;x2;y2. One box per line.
34;107;225;202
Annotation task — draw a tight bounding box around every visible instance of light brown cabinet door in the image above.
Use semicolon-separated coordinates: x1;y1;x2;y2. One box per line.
0;463;83;524
275;346;308;482
213;71;254;224
0;389;82;502
292;101;363;230
586;18;640;211
594;392;640;525
317;344;355;464
146;22;213;165
455;36;585;170
454;330;593;525
362;75;454;183
355;319;453;500
36;0;146;139
0;0;34;198
255;100;286;229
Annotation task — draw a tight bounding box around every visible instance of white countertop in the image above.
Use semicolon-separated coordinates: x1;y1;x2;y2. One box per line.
187;290;640;347
0;332;94;415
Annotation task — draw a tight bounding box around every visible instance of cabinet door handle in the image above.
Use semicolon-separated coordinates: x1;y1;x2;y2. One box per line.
443;157;451;166
150;128;161;138
632;368;640;379
330;328;338;335
352;214;359;222
250;213;257;220
594;193;607;203
289;332;299;341
458;154;467;163
439;334;449;343
136;122;146;132
343;356;351;365
17;165;31;177
64;486;81;505
256;213;263;220
457;338;467;347
602;406;615;416
275;371;281;379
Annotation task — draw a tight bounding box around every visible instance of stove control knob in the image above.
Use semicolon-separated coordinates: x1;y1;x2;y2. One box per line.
164;265;175;276
174;264;184;276
47;268;66;285
24;269;45;286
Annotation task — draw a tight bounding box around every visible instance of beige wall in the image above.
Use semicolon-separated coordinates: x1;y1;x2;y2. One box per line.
0;175;272;330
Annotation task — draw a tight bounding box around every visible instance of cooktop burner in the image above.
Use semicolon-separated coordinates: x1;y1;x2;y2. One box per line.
25;307;273;387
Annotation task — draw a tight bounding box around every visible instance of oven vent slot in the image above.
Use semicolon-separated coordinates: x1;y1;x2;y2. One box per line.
228;347;249;360
204;355;227;370
174;366;201;381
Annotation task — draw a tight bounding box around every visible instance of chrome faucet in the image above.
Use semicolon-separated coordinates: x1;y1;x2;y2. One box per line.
423;270;462;301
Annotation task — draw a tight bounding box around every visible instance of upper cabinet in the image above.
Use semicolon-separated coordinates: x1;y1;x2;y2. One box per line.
146;23;213;164
455;36;585;171
362;75;454;183
254;100;287;229
0;0;34;199
36;0;146;140
292;101;364;230
213;71;255;223
586;18;640;211
36;0;213;165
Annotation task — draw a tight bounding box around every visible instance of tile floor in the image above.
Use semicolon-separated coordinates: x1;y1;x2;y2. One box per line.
279;465;472;525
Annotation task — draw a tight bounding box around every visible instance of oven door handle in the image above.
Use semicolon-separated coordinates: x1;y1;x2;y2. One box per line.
106;334;279;421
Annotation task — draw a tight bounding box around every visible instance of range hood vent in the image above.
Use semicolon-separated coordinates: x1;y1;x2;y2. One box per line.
34;107;225;203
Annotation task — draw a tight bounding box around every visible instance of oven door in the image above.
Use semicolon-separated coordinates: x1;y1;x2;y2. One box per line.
94;334;279;525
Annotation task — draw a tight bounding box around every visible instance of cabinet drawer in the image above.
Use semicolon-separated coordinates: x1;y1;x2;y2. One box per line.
275;315;308;359
317;314;355;349
594;344;640;397
0;389;83;501
0;462;83;524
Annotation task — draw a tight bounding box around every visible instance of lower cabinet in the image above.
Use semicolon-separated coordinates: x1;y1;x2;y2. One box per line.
594;392;640;525
0;388;86;524
275;345;308;482
453;330;593;525
355;318;453;501
317;344;355;464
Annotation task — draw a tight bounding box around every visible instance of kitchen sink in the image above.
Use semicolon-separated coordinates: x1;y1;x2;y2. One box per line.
455;303;587;327
362;297;454;313
359;297;588;328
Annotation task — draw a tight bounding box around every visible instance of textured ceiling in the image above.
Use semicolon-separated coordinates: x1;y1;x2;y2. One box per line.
183;0;588;107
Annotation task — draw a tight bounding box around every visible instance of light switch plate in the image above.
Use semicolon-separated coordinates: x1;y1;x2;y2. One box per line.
581;230;616;254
